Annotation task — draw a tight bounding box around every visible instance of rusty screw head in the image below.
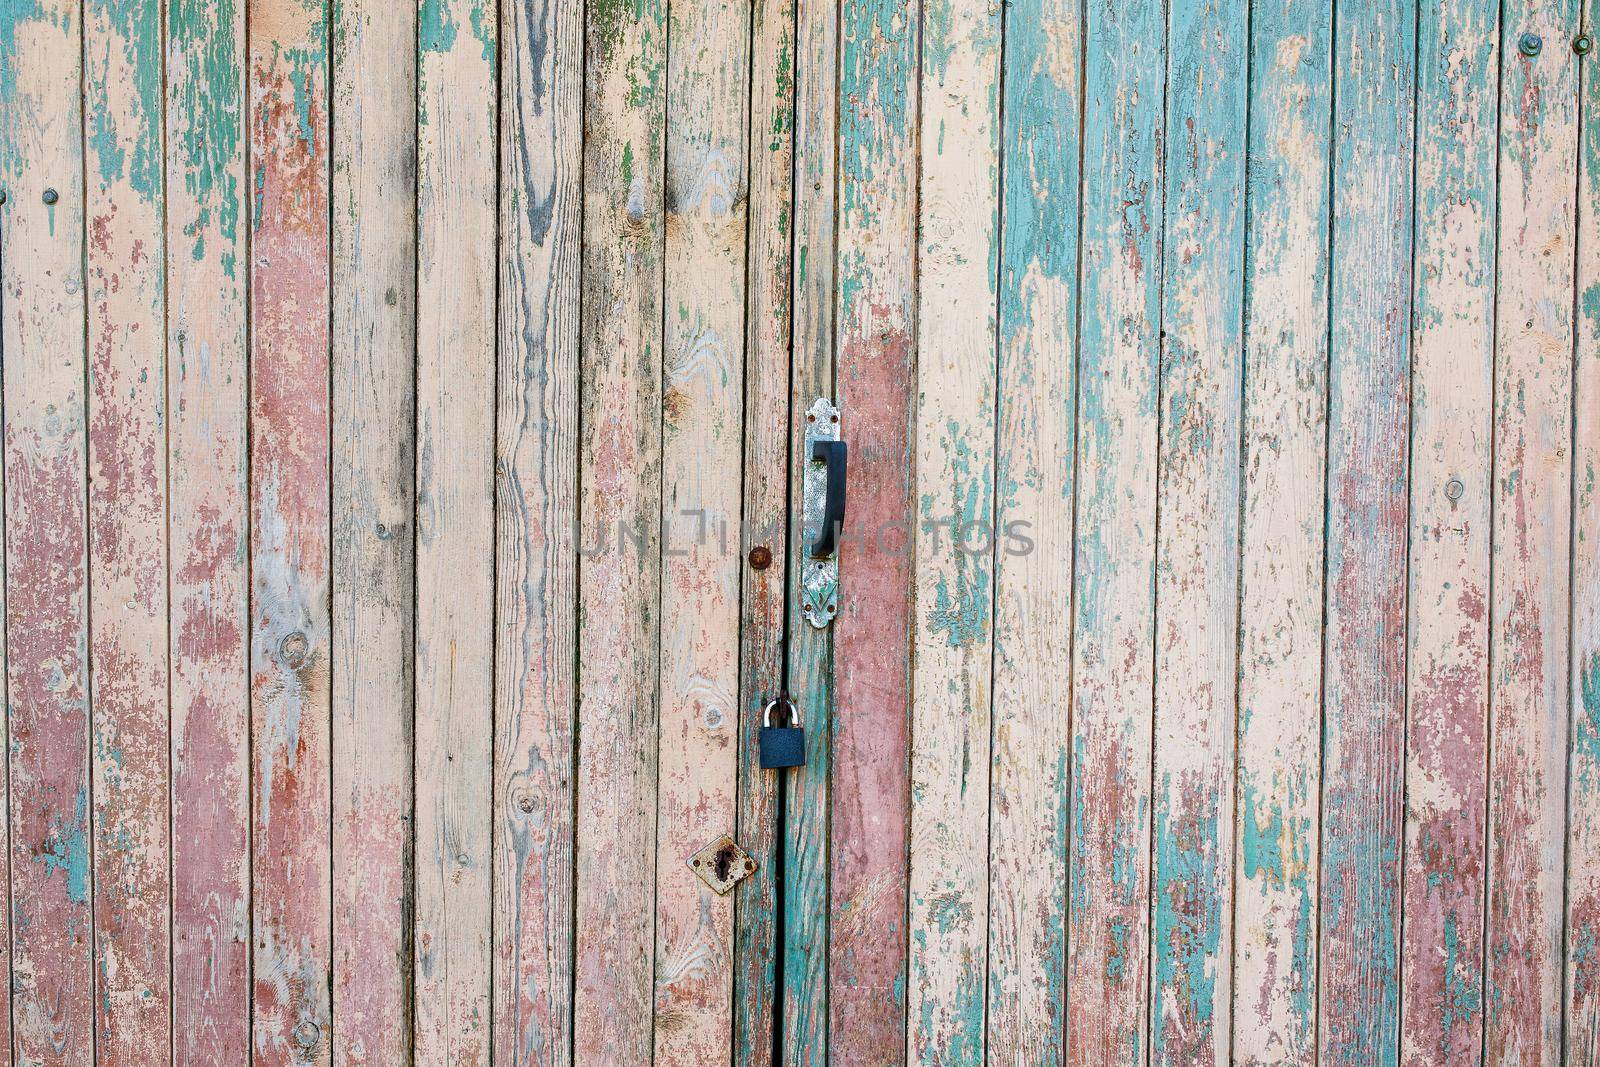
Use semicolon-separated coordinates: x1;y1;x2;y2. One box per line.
41;188;58;205
1576;33;1593;54
1520;32;1543;56
748;545;772;570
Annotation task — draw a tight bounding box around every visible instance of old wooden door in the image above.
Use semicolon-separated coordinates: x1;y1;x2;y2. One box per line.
2;0;1600;1064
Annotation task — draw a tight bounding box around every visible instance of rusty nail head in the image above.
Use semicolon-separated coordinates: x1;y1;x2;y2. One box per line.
1576;33;1593;53
293;1021;320;1049
42;188;58;205
1520;32;1542;55
748;546;772;570
1445;478;1465;501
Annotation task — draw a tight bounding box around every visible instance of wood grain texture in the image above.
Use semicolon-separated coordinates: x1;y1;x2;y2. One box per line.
0;2;94;1062
1317;3;1414;1062
1067;0;1165;1059
1231;2;1332;1062
1568;0;1600;1055
166;0;251;1060
574;0;666;1054
986;0;1079;1059
249;0;334;1060
653;0;749;1058
331;2;416;1061
414;1;495;1062
731;0;796;1057
1400;2;1497;1063
493;0;581;1060
907;0;1001;1060
779;0;838;1058
1485;1;1579;1062
1148;0;1248;1060
828;0;917;1057
82;0;171;1060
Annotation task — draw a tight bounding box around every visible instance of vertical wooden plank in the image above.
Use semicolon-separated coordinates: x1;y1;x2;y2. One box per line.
82;0;171;1061
330;0;415;1062
653;0;750;1057
1318;2;1414;1063
782;0;838;1056
1148;0;1248;1061
907;0;1001;1061
167;0;250;1060
1231;2;1333;1063
986;0;1079;1058
1567;0;1600;1054
1399;2;1497;1063
249;0;333;1060
731;0;795;1055
1067;0;1165;1059
574;0;666;1053
414;0;495;1061
493;0;580;1058
1485;1;1580;1062
828;0;917;1056
0;2;92;1062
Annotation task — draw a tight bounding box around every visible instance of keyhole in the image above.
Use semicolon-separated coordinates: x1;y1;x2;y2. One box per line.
714;846;736;883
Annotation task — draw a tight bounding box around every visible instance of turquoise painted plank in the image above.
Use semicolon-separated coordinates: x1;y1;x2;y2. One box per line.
1067;0;1166;1061
1318;1;1415;1063
1149;0;1249;1061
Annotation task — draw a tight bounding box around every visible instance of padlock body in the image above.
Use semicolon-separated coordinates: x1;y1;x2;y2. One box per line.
759;726;806;769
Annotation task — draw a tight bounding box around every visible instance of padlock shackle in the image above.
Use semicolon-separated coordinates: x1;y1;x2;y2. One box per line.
762;696;800;729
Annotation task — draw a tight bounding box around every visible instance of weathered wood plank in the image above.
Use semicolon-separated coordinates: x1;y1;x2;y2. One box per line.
828;0;917;1057
249;0;334;1060
0;2;93;1062
1231;3;1332;1063
986;0;1079;1058
1568;0;1600;1054
1067;0;1165;1059
1485;1;1579;1062
82;0;171;1060
330;2;416;1061
1317;3;1414;1062
413;1;495;1062
493;0;581;1059
907;0;1001;1060
779;0;837;1060
574;0;666;1054
652;0;750;1058
1148;0;1248;1060
731;0;796;1056
167;0;250;1060
1399;2;1497;1063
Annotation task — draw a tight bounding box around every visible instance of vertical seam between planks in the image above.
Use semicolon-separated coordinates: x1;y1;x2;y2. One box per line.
488;0;502;1057
0;48;12;1062
983;0;1012;1056
1561;4;1589;1059
243;0;256;1049
410;3;424;1056
160;0;177;1060
1226;1;1257;1060
1394;3;1425;1059
1144;0;1175;1059
1063;0;1089;1047
1480;3;1507;1061
903;0;924;1050
324;0;337;1051
1313;0;1341;1058
78;3;101;1059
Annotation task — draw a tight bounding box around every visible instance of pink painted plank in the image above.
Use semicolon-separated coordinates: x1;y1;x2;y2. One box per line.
828;0;917;1058
249;1;333;1062
492;0;582;1060
1484;1;1579;1062
165;0;251;1060
83;0;172;1061
0;2;93;1062
330;1;416;1061
1399;1;1497;1063
1567;0;1600;1053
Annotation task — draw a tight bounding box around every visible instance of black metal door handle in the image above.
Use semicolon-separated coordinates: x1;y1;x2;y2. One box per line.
810;439;847;559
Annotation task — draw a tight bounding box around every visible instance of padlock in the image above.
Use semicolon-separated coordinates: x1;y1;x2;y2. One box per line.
759;697;805;770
